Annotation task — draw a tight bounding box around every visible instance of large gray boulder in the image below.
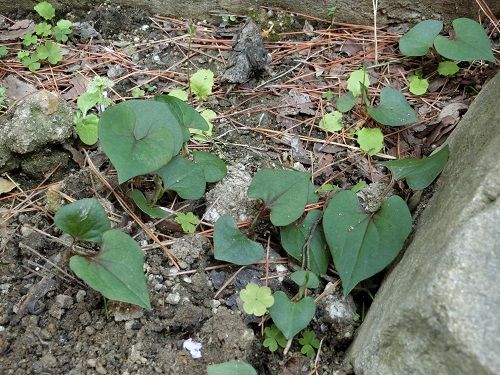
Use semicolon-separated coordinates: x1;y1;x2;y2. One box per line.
348;72;500;374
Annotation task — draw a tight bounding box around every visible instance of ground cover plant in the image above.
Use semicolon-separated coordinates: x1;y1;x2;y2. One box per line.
0;2;497;374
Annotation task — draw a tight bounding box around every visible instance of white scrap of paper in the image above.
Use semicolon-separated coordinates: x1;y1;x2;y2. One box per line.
183;338;203;359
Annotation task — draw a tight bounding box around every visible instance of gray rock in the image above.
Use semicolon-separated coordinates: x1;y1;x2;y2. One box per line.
348;73;500;375
318;285;357;342
170;234;210;269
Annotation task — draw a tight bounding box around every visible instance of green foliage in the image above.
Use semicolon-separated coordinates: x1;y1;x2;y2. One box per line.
157;156;206;200
263;324;287;352
335;91;356;113
69;229;151;309
399;20;443;56
327;4;337;19
268;291;316;339
382;145;449;190
34;1;56;20
0;87;6;108
131;87;146;98
214;215;264;265
318;111;343;132
191;108;216;141
17;51;41;72
356;127;384;156
207;361;257;375
321;90;334;101
240;283;275;316
437;61;460;76
168;88;188;101
53;19;72;42
0;46;7;58
75;114;99;145
433;18;494;62
317;183;337;193
323;190;412;295
36;40;62;64
190;68;214;101
129;190;171;219
408;74;429;96
34;22;52;37
280;210;330;275
290;270;319;289
175;212;199;233
299;330;320;357
54;198;111;243
23;33;38;47
248;169;318;226
192;151;227;182
347;69;370;97
367;87;418;126
350;180;367;193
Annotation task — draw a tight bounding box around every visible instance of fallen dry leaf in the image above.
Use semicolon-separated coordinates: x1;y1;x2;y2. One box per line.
0;177;16;195
0;20;34;41
2;75;37;100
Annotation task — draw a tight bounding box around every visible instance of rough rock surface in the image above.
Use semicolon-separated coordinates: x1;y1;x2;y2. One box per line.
348;73;500;375
0;91;73;173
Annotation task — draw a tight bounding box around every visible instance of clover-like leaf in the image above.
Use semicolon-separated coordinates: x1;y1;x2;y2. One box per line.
22;33;38;47
69;229;151;309
280;210;330;275
368;87;418;126
156;156;206;200
193;151;227;183
53;19;72;42
175;212;199;233
34;22;52;37
248;169;318;226
335;91;356;113
128;189;171;219
408;74;429;96
36;41;62;64
99;100;183;183
356;127;384;156
54;198;111;243
323;190;412;295
399;19;443;56
347;69;370;97
190;68;214;101
240;283;274;316
437;61;460;76
381;145;449;190
263;325;288;352
434;18;494;62
34;1;56;20
290;270;320;289
214;215;264;265
318;111;343;132
268;291;316;339
75;113;99;145
207;361;257;375
299;330;321;357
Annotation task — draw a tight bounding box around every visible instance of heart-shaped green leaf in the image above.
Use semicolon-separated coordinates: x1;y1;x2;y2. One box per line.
214;215;264;265
268;291;316;339
356;127;384;156
280;210;330;275
248;169;318;226
336;91;356;113
193;151;227;183
434;18;494;62
128;189;172;218
382;145;449;190
368;87;419;126
207;361;257;375
156;156;206;200
399;20;443;56
290;270;320;289
323;190;412;295
69;229;151;308
155;95;209;141
99;100;184;183
54;198;111;243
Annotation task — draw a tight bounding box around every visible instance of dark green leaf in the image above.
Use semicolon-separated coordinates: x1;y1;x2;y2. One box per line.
99;100;183;183
399;20;443;56
213;215;264;265
268;291;316;339
207;361;257;375
368;87;418;126
335;91;356;113
381;145;449;190
128;189;171;218
290;270;320;289
434;18;494;62
193;151;227;183
156;156;206;200
280;210;329;275
54;198;111;243
248;169;318;226
69;229;151;309
323;191;412;295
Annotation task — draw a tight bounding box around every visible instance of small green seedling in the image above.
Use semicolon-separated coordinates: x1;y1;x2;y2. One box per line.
189;68;214;101
34;1;55;20
0;46;8;58
437;61;460;77
356;127;384;156
318;111;343;132
263;324;287;352
350;180;367;193
299;330;321;357
240;283;274;316
321;90;334;101
408;73;429;96
347;68;370;98
175;212;199;233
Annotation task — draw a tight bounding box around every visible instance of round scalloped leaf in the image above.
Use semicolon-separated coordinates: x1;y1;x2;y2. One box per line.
214;215;264;265
399;20;443;56
368;87;418;126
99;100;183;183
268;291;316;339
156;156;206;200
408;75;429;96
207;361;257;375
54;198;111;243
69;229;151;309
356;127;384;156
381;145;449;190
323;191;412;296
434;18;494;62
248;169;318;226
437;61;460;76
193;151;227;183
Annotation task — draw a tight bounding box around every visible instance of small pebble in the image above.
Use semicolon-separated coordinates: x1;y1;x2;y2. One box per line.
166;293;181;305
76;290;87;303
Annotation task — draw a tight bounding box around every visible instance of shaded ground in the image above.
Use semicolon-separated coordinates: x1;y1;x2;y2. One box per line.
0;5;498;375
